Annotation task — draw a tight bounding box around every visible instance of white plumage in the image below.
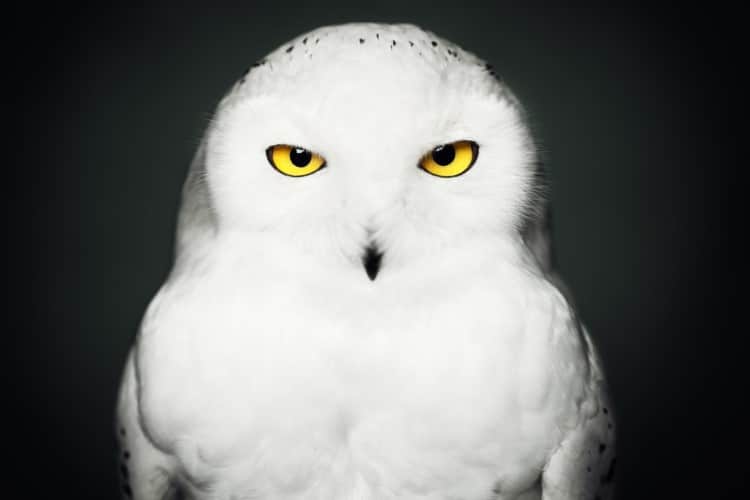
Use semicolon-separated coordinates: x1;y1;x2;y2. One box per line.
116;23;616;500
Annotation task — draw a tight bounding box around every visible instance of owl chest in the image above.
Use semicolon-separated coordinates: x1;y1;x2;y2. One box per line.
139;271;571;497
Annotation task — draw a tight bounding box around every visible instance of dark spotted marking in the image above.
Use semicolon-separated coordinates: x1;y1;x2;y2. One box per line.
286;45;294;53
485;63;493;70
122;484;132;497
601;458;616;484
408;40;414;46
302;37;308;44
599;443;607;454
315;38;319;44
119;427;126;436
120;463;129;478
376;33;380;39
359;38;365;44
603;407;609;414
391;40;396;47
123;450;130;460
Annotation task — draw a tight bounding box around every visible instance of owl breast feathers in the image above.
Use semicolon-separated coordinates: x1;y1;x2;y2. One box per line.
115;22;615;500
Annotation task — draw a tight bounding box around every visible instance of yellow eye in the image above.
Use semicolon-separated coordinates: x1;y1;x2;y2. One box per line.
266;145;326;177
419;140;478;178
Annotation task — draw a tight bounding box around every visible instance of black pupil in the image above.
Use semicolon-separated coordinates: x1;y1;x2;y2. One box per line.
432;144;456;166
290;148;312;167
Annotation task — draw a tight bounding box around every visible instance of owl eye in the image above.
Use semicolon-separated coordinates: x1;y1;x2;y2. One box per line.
266;145;326;177
419;140;478;178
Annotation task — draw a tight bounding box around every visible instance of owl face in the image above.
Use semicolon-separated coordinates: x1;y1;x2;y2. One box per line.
203;23;536;279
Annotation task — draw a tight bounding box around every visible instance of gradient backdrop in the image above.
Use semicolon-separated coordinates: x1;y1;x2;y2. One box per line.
12;2;737;499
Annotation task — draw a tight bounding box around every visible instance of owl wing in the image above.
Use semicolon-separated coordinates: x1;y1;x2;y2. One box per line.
114;134;214;500
522;195;616;498
541;327;617;500
115;349;181;500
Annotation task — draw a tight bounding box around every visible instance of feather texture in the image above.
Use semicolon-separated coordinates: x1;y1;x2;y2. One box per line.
116;23;615;500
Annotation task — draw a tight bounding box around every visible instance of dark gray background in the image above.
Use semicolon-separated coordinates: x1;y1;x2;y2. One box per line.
12;2;737;499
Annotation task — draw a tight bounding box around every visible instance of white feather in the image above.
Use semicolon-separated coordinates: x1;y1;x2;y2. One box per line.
117;23;615;500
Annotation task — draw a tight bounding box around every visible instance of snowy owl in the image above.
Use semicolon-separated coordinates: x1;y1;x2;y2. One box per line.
116;23;616;500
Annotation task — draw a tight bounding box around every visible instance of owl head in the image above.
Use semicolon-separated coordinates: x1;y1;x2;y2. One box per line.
177;23;542;282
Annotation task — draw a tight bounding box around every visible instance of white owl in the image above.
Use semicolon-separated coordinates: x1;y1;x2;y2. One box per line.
116;23;616;500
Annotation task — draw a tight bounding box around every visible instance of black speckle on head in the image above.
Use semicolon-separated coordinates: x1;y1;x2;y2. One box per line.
120;463;129;478
359;38;365;44
431;40;438;47
123;450;130;460
391;40;396;47
286;45;294;53
315;38;319;44
485;63;493;70
603;407;609;414
409;40;414;46
302;37;308;44
119;427;126;436
122;484;132;497
376;33;380;39
599;443;607;454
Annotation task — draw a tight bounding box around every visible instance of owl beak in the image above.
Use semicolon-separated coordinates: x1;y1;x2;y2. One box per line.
361;243;383;281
